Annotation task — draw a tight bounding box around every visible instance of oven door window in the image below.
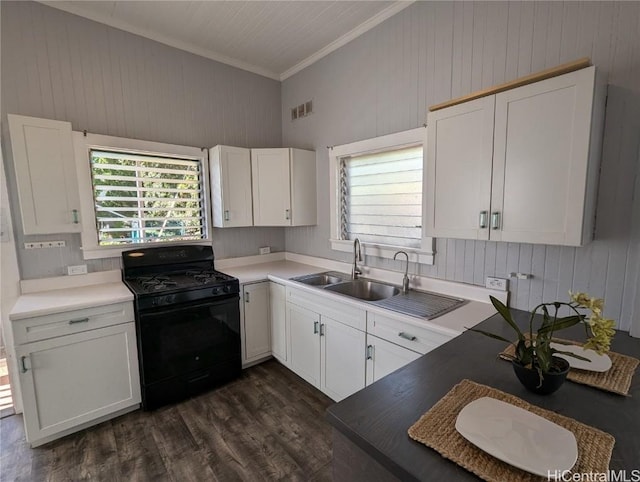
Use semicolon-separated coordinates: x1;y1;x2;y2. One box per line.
138;297;240;385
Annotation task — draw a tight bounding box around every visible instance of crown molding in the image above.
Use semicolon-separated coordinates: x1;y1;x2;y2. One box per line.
38;1;413;82
38;1;281;81
279;1;415;81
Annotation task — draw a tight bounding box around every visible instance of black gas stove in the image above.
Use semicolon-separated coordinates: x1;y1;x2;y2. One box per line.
122;245;241;410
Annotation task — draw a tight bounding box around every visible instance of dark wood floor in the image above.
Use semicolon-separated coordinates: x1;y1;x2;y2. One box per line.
0;360;334;481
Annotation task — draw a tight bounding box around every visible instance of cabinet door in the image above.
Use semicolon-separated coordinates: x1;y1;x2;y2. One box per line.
251;148;291;226
491;66;597;245
365;335;421;385
289;149;317;226
16;322;140;445
8;114;81;234
242;282;271;363
270;282;288;365
210;145;253;227
286;302;320;388
320;316;366;401
424;97;495;240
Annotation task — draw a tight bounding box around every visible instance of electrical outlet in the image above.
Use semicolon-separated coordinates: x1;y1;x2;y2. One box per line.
259;246;271;255
67;265;88;276
24;241;66;249
485;276;508;291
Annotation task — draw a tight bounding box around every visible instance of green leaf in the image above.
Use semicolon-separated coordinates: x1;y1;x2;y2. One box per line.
538;315;583;334
515;340;533;365
536;346;552;372
550;349;591;362
466;327;513;344
489;296;525;340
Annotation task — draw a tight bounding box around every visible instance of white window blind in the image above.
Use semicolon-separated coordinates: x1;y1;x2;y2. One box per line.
90;149;206;246
340;145;423;248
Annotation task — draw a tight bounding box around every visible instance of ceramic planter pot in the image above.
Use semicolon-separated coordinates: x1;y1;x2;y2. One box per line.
512;357;570;395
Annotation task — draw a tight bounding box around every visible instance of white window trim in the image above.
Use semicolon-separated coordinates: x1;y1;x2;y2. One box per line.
73;132;211;259
329;127;434;265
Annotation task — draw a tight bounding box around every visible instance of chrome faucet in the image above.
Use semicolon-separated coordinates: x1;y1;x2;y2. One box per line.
394;251;410;293
352;238;362;280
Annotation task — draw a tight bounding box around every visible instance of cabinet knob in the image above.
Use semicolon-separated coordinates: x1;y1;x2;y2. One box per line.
398;331;417;341
20;355;29;373
479;211;488;229
491;212;501;230
69;317;89;324
366;345;373;360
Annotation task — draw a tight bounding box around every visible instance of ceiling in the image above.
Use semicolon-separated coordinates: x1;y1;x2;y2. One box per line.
40;1;413;81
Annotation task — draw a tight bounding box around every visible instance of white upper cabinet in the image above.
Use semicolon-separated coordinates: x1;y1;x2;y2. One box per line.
210;145;253;227
8;114;81;234
425;66;606;247
251;148;316;226
425;96;495;241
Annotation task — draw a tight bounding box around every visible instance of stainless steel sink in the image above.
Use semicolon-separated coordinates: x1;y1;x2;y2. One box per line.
324;279;400;301
291;272;346;286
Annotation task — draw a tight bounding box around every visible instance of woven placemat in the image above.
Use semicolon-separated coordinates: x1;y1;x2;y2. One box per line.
408;379;615;482
500;338;639;396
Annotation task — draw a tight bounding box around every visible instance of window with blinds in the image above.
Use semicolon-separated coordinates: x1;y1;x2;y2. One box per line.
90;150;206;246
339;145;423;248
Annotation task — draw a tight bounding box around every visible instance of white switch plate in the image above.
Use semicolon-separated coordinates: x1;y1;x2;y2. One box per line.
67;264;88;276
485;276;508;291
259;246;271;255
24;241;66;249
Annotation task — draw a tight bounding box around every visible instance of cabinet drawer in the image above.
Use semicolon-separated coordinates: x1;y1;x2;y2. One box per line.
287;287;365;331
367;312;454;355
13;302;135;345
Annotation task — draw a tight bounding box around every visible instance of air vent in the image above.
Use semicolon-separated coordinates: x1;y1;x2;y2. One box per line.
291;100;313;121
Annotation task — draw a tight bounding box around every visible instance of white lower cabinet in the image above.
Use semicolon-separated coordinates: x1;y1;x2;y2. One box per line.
287;302;321;387
321;316;366;401
241;281;271;365
365;334;421;385
14;302;140;447
283;285;456;401
269;282;288;366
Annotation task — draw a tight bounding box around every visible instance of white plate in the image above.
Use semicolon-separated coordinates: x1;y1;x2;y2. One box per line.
551;342;612;372
455;397;577;478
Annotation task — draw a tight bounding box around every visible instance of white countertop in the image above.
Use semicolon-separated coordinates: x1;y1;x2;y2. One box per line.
10;271;134;321
220;260;326;284
222;259;497;335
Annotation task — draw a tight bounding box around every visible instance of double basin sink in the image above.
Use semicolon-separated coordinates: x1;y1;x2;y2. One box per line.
290;272;466;320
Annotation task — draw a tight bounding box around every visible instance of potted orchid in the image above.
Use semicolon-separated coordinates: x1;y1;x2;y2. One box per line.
471;292;615;394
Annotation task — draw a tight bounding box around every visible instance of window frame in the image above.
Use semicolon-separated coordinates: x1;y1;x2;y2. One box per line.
329;127;434;265
74;132;211;259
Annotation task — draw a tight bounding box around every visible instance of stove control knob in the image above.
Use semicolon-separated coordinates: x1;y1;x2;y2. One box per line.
212;287;221;295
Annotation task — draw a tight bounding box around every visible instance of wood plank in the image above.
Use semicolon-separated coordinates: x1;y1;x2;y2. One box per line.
428;57;591;111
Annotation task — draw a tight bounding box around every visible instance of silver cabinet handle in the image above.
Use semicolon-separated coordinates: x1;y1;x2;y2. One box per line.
245;292;250;303
224;210;230;221
313;321;319;334
479;211;488;229
72;209;79;224
20;355;29;373
320;323;325;337
285;209;290;220
366;345;373;360
69;317;89;324
398;332;417;341
491;212;501;230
